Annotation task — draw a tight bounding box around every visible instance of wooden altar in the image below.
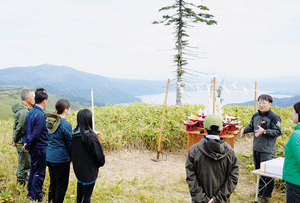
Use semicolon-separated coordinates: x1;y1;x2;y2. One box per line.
184;126;240;153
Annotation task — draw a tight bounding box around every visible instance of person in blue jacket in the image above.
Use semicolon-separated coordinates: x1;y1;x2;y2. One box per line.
45;99;72;203
22;88;49;202
71;109;105;203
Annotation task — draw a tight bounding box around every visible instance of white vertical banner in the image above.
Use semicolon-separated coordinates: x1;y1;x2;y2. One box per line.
91;88;95;131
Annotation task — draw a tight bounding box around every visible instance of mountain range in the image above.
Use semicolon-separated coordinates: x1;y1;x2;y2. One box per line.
0;64;299;106
0;64;172;106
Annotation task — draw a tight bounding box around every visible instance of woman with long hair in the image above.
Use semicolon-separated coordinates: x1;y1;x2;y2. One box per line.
283;101;300;202
71;109;105;203
45;99;72;203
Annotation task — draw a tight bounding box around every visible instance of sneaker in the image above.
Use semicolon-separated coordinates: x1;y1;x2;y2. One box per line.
259;197;269;203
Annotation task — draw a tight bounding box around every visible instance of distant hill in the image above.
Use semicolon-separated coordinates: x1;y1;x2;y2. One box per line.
0;88;85;120
226;95;300;108
0;64;171;105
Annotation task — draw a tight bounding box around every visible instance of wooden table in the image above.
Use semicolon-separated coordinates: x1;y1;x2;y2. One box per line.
184;126;241;153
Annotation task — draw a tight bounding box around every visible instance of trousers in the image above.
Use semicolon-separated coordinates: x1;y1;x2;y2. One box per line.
286;182;300;203
77;181;95;203
253;151;274;198
47;162;70;203
16;145;30;179
28;146;47;202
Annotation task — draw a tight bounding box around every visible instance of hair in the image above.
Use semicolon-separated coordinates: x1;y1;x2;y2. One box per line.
293;101;300;123
35;87;47;93
55;99;70;114
75;109;94;141
258;94;273;103
20;88;33;101
35;88;48;104
206;125;220;135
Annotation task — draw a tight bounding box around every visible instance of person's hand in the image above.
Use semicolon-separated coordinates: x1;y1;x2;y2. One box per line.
22;143;29;152
10;141;16;147
255;125;265;137
240;127;245;138
208;198;214;203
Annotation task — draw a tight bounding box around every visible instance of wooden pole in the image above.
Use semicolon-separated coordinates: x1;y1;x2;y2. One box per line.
213;77;216;114
157;79;170;156
254;81;257;113
210;79;213;98
91;88;95;131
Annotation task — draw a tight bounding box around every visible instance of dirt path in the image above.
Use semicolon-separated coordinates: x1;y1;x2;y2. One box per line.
70;134;285;202
98;135;253;182
91;135;255;201
98;149;187;183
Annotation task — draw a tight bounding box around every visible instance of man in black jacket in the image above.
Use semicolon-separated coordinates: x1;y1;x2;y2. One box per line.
240;94;281;201
186;114;239;202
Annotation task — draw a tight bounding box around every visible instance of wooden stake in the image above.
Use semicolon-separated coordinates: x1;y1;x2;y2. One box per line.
213;77;216;114
157;79;170;156
254;81;257;113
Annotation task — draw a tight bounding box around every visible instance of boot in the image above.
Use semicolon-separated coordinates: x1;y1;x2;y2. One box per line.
17;177;26;186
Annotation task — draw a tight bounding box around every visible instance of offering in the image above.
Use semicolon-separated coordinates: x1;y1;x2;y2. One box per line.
183;121;197;131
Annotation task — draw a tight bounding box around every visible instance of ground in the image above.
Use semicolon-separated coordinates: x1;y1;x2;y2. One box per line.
71;135;286;202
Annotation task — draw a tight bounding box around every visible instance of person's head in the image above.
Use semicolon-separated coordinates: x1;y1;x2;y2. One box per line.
20;88;35;106
76;109;93;139
55;99;70;116
292;101;300;124
35;87;47;93
258;94;273;113
204;114;223;135
35;88;48;108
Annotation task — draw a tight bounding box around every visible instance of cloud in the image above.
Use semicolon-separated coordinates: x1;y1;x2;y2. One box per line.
0;0;299;79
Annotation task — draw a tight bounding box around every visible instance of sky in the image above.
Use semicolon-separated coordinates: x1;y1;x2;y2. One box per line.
0;0;300;80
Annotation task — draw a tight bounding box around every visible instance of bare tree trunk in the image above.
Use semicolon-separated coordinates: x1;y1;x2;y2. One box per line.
176;0;183;105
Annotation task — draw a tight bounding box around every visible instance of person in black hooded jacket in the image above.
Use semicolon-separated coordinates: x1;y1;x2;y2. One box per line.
71;109;105;203
186;114;239;203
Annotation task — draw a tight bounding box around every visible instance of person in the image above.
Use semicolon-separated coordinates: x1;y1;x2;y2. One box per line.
22;88;49;202
283;101;300;202
11;88;35;186
71;109;105;203
240;94;281;201
185;114;239;202
45;99;72;203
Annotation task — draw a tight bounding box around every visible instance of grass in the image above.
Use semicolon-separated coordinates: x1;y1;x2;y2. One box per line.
0;103;289;202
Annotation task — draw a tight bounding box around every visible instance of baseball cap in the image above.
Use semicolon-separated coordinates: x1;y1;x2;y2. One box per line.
204;114;223;131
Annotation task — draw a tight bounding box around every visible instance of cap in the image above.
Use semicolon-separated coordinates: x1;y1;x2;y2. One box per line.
43;113;60;134
204;114;223;131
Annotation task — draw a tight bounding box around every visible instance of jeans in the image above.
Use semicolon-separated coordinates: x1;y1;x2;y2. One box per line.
47;162;70;203
77;181;95;203
253;151;274;198
286;182;300;203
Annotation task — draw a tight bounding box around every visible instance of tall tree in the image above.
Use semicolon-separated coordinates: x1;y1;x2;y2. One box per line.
153;0;217;105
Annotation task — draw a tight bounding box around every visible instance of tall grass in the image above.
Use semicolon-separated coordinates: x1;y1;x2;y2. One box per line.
0;103;293;202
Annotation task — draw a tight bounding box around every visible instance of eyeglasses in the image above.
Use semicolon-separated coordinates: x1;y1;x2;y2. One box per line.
258;102;269;105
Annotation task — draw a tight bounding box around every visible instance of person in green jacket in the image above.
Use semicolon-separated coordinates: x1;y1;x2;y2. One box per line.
283;101;300;202
11;88;35;185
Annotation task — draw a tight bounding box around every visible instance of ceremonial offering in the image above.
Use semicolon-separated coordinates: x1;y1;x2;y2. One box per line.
260;157;284;176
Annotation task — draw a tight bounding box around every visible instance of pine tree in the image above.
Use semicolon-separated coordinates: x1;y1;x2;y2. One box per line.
153;0;217;105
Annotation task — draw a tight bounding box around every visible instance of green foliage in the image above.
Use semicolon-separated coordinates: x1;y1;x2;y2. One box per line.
216;77;225;104
153;0;217;105
0;104;295;201
87;103;204;150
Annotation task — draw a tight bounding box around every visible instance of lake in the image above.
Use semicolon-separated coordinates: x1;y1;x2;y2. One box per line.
136;90;293;106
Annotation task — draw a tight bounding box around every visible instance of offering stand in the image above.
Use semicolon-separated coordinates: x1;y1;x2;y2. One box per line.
184;117;241;153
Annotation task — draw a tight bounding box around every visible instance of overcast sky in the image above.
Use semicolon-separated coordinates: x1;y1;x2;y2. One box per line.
0;0;299;80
